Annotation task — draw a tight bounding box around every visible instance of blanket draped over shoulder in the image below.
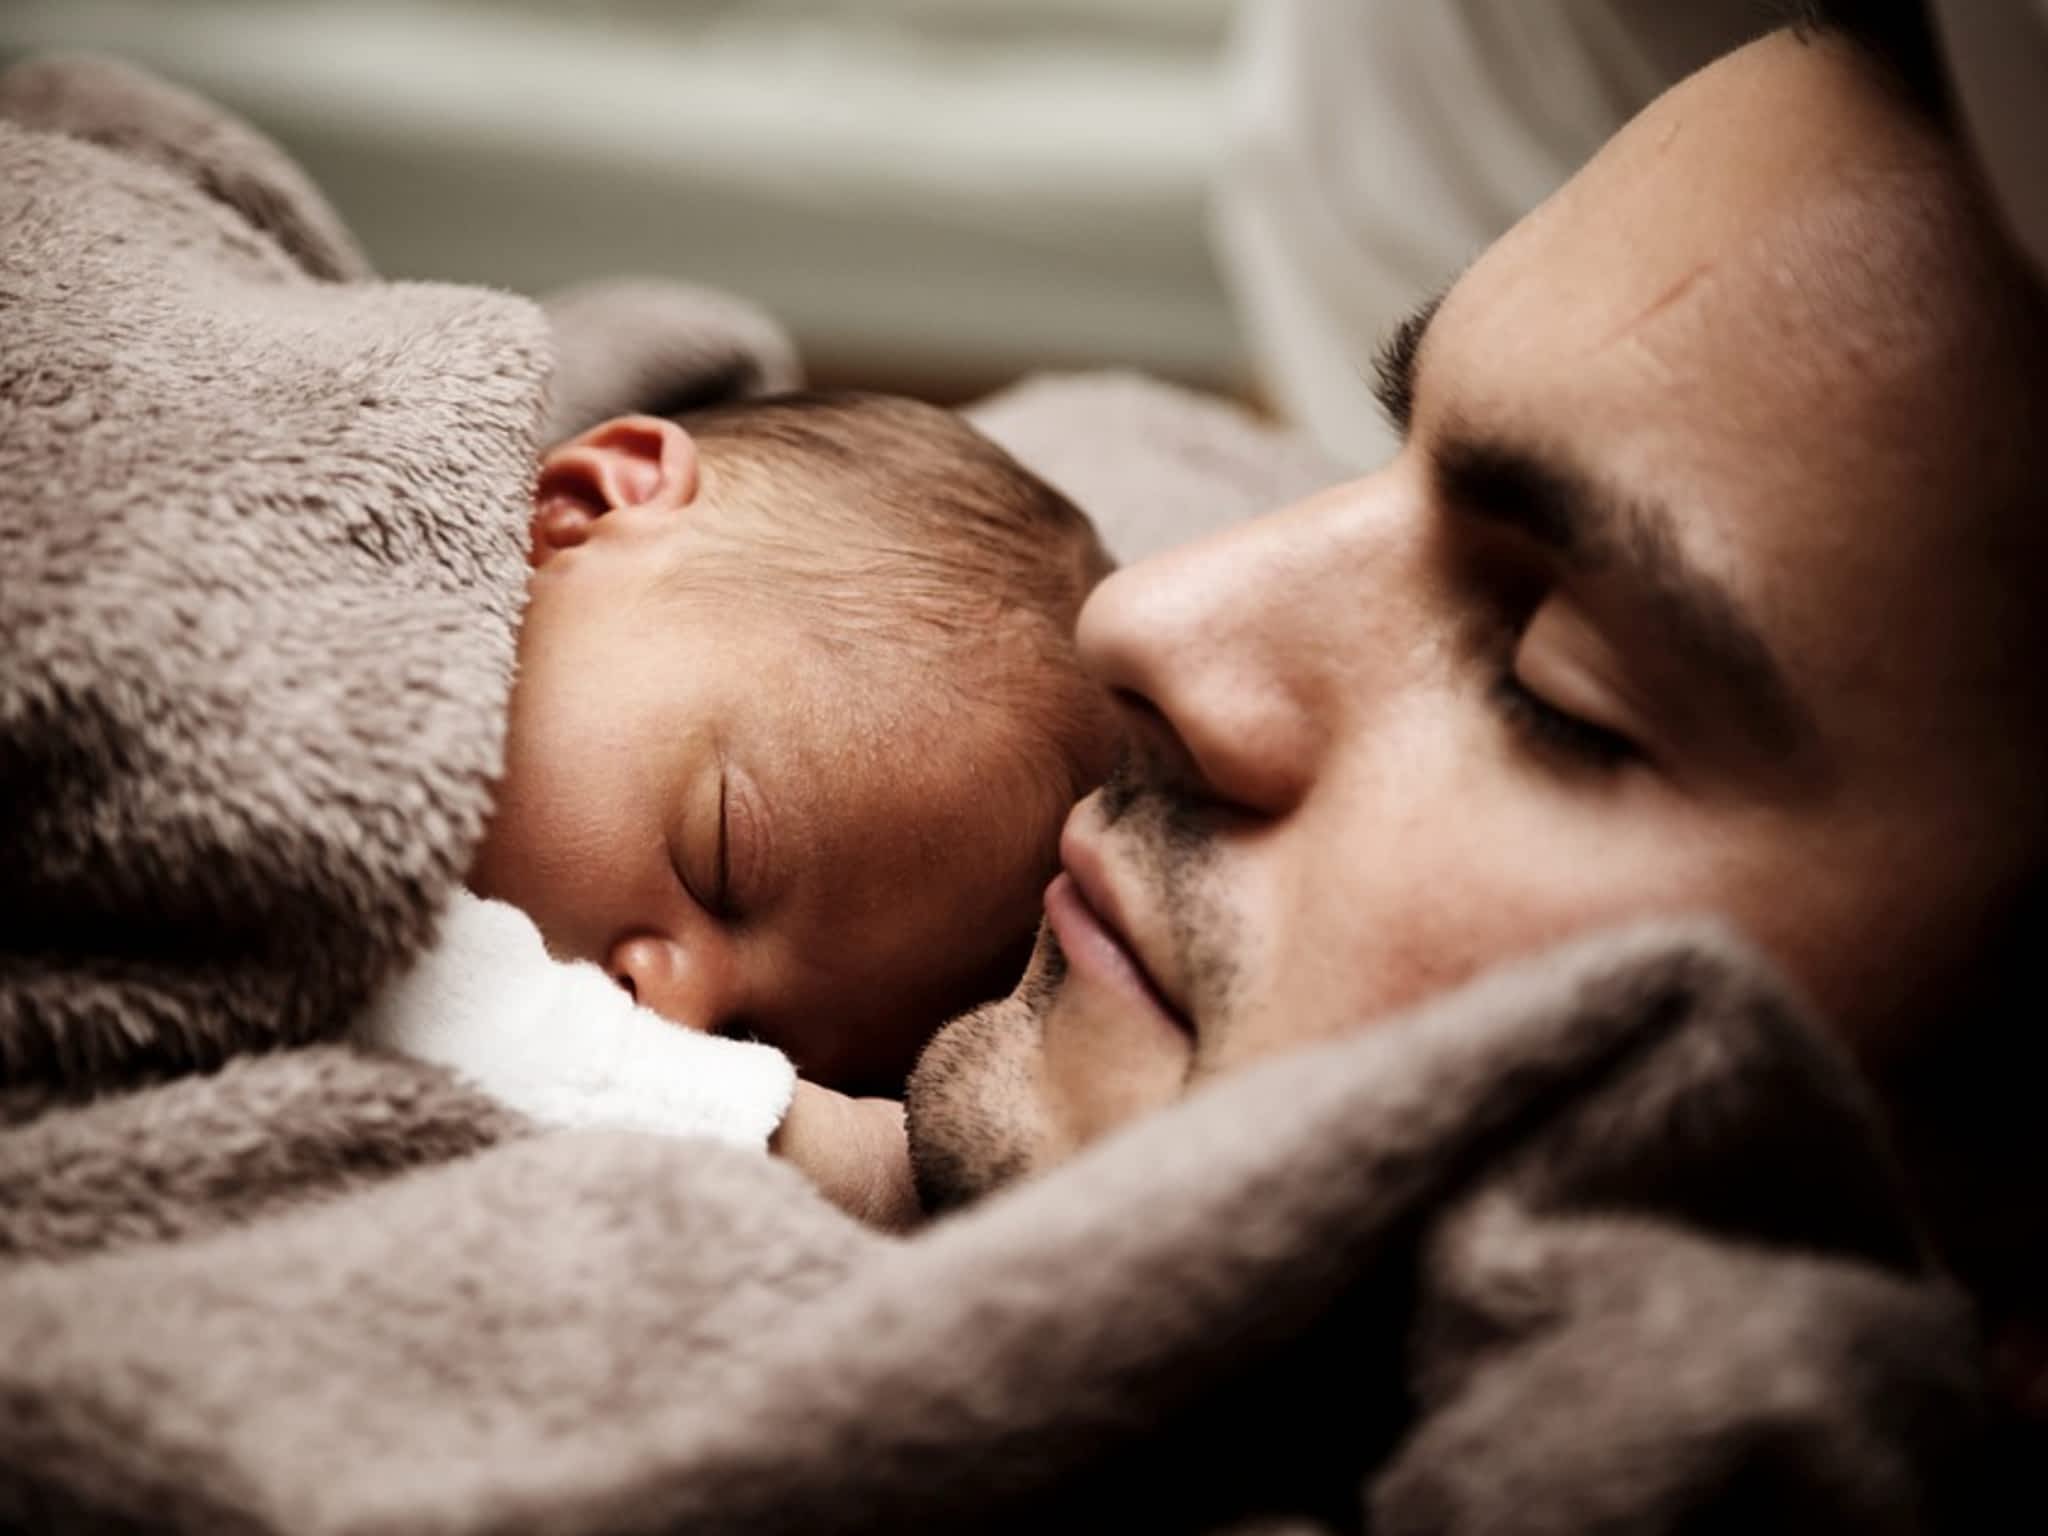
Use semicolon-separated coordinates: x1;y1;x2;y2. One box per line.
0;54;2003;1534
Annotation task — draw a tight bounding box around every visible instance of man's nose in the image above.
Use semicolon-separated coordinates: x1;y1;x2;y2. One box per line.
605;933;731;1033
1076;487;1361;818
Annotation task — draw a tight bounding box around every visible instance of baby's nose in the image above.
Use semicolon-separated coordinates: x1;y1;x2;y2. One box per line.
606;934;725;1033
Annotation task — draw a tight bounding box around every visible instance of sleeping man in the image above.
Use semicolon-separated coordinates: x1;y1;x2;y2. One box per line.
908;2;2048;1398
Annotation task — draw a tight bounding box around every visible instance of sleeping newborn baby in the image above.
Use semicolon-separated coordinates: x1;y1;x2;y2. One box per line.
357;391;1117;1218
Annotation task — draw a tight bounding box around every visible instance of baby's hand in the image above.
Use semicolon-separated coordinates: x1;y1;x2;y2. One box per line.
771;1082;920;1231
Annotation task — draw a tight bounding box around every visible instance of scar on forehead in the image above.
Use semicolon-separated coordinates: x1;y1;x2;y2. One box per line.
1601;262;1713;349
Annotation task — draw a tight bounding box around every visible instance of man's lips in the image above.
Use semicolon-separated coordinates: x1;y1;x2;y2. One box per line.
1045;835;1193;1038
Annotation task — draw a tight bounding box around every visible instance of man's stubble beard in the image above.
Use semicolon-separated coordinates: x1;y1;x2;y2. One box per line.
905;747;1243;1215
905;931;1068;1215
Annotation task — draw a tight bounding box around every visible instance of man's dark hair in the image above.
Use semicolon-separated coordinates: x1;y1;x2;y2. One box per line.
1780;0;1953;124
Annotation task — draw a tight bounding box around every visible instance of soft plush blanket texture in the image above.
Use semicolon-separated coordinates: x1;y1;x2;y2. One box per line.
0;53;2004;1534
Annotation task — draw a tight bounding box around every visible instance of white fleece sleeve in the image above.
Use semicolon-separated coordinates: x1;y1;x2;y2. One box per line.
354;891;796;1149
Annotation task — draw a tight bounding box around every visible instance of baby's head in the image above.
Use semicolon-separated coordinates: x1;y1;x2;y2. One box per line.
471;391;1118;1091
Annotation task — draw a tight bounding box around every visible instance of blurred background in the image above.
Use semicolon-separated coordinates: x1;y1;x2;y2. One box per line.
1;1;1772;468
2;0;1242;405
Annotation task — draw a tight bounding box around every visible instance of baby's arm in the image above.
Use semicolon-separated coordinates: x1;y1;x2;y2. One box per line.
355;891;795;1148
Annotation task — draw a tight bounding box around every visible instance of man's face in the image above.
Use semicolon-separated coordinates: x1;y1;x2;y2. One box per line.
469;476;1050;1094
909;33;2048;1202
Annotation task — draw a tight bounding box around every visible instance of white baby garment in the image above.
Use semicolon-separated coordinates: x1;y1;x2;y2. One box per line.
355;889;796;1148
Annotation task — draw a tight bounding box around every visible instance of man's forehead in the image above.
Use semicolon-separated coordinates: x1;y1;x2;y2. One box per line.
1560;31;1938;235
1479;41;1952;356
1480;45;2010;466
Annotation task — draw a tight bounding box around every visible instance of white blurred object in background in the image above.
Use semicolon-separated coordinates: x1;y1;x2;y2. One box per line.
1214;0;1765;471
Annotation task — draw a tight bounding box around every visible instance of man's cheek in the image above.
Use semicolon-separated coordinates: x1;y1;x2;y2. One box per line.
1227;825;1517;1061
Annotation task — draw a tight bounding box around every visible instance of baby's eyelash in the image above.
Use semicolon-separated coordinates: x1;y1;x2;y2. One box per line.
1489;672;1634;769
711;772;735;920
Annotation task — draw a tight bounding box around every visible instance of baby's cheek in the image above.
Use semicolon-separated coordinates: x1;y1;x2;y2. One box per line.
466;745;624;964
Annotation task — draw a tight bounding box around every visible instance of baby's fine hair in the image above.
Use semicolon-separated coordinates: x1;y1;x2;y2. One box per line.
671;389;1120;828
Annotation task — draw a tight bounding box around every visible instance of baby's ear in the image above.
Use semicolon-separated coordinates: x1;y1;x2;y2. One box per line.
529;415;701;566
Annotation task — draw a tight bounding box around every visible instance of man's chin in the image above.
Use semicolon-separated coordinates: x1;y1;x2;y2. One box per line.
904;930;1066;1215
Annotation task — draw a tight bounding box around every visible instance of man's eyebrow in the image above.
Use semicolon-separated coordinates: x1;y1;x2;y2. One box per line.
1432;429;1813;758
1370;289;1448;432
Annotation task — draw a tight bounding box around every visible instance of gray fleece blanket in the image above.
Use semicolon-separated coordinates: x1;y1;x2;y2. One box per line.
0;54;1999;1533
